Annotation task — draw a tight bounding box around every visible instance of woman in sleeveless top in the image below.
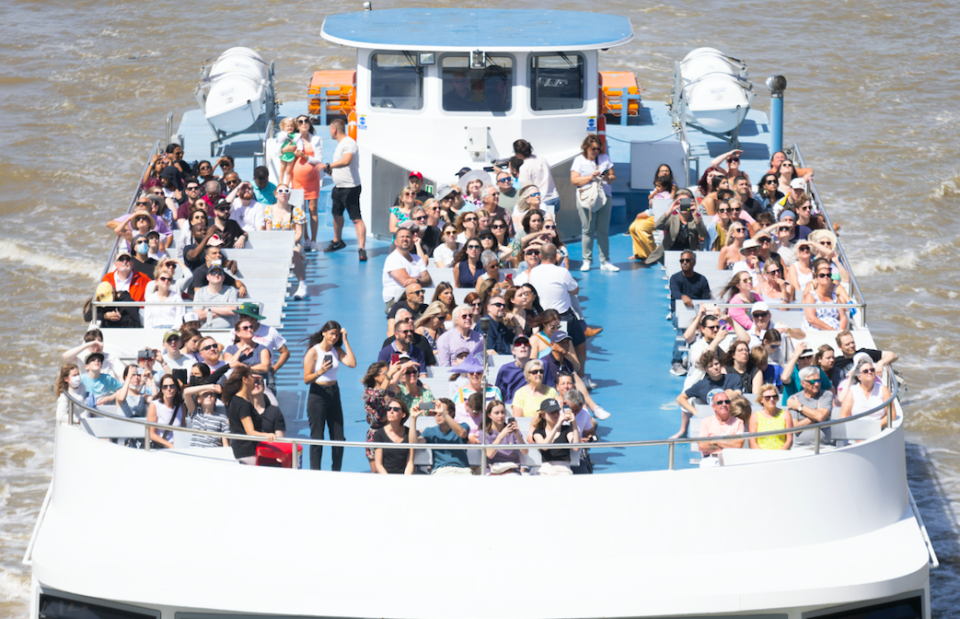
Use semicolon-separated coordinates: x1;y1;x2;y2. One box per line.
528;310;580;370
840;359;894;429
302;321;356;471
757;261;794;306
787;241;815;296
803;259;850;331
291;115;322;248
451;239;484;289
148;374;193;449
720;271;761;330
717;222;746;270
414;302;447;354
749;383;793;450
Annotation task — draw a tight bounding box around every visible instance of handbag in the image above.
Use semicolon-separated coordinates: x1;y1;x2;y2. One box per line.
575;160;609;213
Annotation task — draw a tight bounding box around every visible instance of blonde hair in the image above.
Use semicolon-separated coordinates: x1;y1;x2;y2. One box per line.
755;384;780;404
279;116;296;132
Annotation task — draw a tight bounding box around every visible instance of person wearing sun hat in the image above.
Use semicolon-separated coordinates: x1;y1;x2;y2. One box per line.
232;302;291;392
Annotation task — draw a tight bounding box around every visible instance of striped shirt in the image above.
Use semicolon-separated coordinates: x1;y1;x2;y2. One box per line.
189;409;230;448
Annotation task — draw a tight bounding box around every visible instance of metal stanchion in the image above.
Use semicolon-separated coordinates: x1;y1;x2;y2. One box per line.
479;317;490;477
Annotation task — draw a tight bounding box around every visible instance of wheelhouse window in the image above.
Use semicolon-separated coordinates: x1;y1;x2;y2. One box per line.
38;593;158;619
370;52;423;110
441;55;513;113
530;52;585;112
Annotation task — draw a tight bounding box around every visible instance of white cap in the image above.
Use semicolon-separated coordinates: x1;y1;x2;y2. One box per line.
790;177;806;190
182;312;200;324
750;301;770;314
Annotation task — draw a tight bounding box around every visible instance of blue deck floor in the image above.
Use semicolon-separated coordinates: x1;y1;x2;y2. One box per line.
177;98;774;473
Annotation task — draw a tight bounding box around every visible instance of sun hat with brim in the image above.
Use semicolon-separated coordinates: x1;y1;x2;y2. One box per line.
436;183;456;201
458;169;493;192
449;355;484;375
233;302;265;321
741;238;761;251
130;212;156;230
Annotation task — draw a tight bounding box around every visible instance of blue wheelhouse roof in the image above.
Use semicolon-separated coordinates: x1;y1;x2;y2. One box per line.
321;9;633;52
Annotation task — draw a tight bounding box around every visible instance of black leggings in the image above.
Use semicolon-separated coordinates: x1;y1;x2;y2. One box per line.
307;383;344;471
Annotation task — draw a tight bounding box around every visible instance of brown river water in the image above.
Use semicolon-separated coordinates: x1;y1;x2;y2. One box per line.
1;0;959;616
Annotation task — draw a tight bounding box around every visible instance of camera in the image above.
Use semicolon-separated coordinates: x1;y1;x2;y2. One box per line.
679;197;692;210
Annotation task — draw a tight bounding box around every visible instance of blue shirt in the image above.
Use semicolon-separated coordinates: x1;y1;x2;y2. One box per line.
421;423;470;469
253;182;277;205
81;373;122;399
495;363;527;404
377;342;427;375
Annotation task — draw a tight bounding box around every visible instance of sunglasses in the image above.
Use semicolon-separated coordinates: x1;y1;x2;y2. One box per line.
201;344;218;352
161;384;177;390
158;276;173;282
804;378;821;384
297;119;311;125
492;223;505;229
117;256;132;262
703;325;720;331
226;180;240;186
464;217;477;223
527;192;541;198
467;245;481;250
799;246;811;252
766;269;781;275
861;368;876;375
679;258;693;263
528;369;544;375
186;185;200;191
762;395;778;401
276;188;291;195
543;224;556;230
444;231;456;236
414;216;426;221
470;301;482;308
497;177;511;183
525;250;540;256
764;180;777;185
752;312;769;319
137;200;150;206
718;208;730;213
817;272;832;279
238;325;254;331
728;157;740;162
489;302;505;308
713;399;730;406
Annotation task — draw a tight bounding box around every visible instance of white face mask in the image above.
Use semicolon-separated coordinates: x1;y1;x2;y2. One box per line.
68;375;81;389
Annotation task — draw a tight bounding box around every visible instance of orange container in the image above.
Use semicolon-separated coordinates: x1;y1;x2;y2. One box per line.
308;70;357;116
599;71;640;116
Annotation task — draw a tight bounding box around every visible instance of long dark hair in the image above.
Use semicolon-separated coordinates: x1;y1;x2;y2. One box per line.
361;362;387;388
653;163;675;187
306;320;343;348
490;216;510;244
221;364;251;406
521;208;544;235
520;283;544;314
158;373;186;426
453;238;483;267
296;115;316;135
55;363;78;398
233;315;257;345
697;166;724;196
532;309;561;330
432;282;455;313
758;173;780;200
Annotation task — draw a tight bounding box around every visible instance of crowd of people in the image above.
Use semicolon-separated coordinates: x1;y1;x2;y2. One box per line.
58;116;897;473
654;150;899;464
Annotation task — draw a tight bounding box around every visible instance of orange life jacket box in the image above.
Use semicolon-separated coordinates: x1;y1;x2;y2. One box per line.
255;442;303;469
599;71;641;116
308;70;357;117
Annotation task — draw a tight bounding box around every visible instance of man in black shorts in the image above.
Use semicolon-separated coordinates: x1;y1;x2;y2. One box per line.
323;118;367;261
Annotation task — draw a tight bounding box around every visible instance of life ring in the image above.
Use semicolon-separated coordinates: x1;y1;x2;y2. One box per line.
348;110;358;140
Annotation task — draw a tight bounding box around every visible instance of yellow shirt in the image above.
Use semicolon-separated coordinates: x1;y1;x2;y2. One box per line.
511;386;559;417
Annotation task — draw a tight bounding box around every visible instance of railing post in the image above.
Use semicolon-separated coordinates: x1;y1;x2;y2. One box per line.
668;442;675;471
291;441;299;469
144;426;152;452
68;398;75;426
814;428;821;455
886;402;893;431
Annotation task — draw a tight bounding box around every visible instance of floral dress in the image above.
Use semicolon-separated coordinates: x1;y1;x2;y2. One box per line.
263;204;306;230
363;387;392;460
399;383;435;413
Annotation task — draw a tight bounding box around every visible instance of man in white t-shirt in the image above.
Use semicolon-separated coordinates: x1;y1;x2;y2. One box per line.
323;118;367;261
381;227;432;312
528;243;590;376
226;181;266;233
513;139;559;217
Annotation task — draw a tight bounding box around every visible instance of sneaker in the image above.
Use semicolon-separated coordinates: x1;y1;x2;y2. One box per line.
584;326;603;338
305;239;318;252
670;362;687;376
580;260;592;272
600;261;620;272
324;239;347;253
293;281;308;300
358;248;367;262
584;376;599;391
593;407;611;421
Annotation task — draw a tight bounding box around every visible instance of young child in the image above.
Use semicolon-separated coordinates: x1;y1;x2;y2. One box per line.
277;117;298;185
651;174;673;200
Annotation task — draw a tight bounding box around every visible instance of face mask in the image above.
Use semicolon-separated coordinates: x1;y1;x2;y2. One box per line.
68;375;82;389
136;242;149;255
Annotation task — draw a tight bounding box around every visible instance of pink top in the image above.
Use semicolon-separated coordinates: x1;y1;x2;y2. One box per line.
729;292;761;330
698;415;745;455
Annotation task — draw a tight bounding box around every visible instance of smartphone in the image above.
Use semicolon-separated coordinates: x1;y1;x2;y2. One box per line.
390;353;400;366
505;273;513;284
324;353;334;365
421;401;434;412
506;416;515;426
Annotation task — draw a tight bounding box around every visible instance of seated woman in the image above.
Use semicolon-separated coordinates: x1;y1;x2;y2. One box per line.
397;362;435;411
532;398;580;476
147;373;194;449
451;239;484;289
361;361;408;473
182;384;230;448
709;149;751;186
510;207;545;265
54;363;86;424
454;210;479;244
756;173;784;213
251;373;285;436
373;398;414;475
109;365;154;418
749;383;793;450
840;355;894;429
768;151;813;179
262;182;308;300
414;301;447;354
506;284;543;337
786;240;815;295
756;260;794;306
450;356;503;416
463;291;482;329
431;282;456;321
488;216;515;265
433;224;461;268
700;175;728;217
722;340;756;394
511;358;560;420
694;166;724;205
143;266;183;329
222;365;276;464
717;222;746;269
803;258;850;331
720;271;761;330
484;399;527;475
475;250;505;293
389;187;418;237
808;229;850;286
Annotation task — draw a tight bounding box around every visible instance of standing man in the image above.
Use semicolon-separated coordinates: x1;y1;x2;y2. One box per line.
529;243;589;380
323;118;367;261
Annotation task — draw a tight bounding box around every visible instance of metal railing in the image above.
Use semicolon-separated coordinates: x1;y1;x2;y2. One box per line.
62;366;900;473
791;143;867;321
96;141;161;288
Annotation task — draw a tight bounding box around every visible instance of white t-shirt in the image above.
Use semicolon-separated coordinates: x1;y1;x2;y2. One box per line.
570;154;613;197
382;250;426;303
432;243;458;268
332;137;361;188
528;264;577;314
683;332;738;390
143;291;185;329
518;155;559;202
230;199;266;232
163;352;196;373
251;323;287;353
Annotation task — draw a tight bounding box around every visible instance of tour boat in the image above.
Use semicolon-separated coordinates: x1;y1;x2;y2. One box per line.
25;8;937;619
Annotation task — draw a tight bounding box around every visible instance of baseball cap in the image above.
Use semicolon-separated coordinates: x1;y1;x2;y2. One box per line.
85;352;105;365
513;335;530;346
208;263;225;275
182;311;200;324
206;234;224;247
790;178;806;190
539;398;561;413
408;171;423;180
163;330;181;342
550;330;572;343
115;249;132;259
436;184;455;201
160;165;178;182
456;167;472;178
750;301;770;315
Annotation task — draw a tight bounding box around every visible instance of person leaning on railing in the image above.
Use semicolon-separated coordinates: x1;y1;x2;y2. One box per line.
222;365;276;464
802;258;850;332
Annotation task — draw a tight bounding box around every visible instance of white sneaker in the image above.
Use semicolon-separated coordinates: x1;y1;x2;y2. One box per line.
584;376;599;391
600;261;620;272
593;407;611;420
294;281;308;300
580;260;592;272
